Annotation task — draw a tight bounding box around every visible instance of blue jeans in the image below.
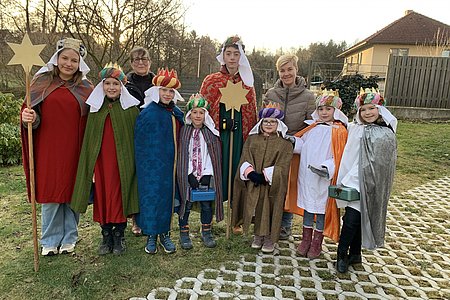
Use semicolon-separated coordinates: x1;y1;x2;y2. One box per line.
281;211;293;229
179;201;213;227
303;210;325;231
41;203;79;247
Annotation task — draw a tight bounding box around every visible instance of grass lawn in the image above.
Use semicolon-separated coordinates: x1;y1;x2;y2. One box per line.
0;120;449;300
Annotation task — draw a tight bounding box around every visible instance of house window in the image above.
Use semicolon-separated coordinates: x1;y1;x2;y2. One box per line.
390;48;409;56
442;49;450;57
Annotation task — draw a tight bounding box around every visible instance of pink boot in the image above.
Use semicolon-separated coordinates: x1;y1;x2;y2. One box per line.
296;227;313;256
307;230;324;259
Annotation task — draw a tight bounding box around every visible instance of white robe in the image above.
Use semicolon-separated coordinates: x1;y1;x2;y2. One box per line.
336;122;363;212
294;124;335;214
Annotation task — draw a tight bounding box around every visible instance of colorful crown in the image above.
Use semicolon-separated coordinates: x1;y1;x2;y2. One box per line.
99;63;127;84
315;88;342;109
152;68;181;89
222;35;244;50
258;101;284;120
187;93;210;111
56;38;87;59
355;87;385;108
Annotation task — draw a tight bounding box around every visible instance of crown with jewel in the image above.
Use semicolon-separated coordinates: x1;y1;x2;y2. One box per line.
152;67;181;89
56;37;87;59
99;62;127;84
355;87;385;108
187;93;210;111
315;88;342;109
258;101;284;120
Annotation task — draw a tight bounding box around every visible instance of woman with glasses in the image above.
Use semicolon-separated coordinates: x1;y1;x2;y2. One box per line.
232;104;293;253
126;47;155;108
263;54;316;240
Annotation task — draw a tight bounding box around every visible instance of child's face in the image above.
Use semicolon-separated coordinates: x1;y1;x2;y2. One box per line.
359;103;380;124
318;106;335;122
223;46;240;72
103;78;121;99
261;118;278;134
159;87;175;104
190;107;205;128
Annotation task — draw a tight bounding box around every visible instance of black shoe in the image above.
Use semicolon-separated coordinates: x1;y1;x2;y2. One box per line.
348;254;362;265
98;229;113;255
112;228;126;255
336;252;349;273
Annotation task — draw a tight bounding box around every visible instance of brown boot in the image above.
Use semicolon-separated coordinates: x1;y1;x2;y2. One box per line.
307;230;324;259
296;227;313;256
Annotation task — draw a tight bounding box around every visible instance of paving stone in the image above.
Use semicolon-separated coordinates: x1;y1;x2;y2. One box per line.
142;177;450;300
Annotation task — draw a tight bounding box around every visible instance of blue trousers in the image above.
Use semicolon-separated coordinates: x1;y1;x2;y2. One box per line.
302;210;325;231
179;201;213;227
41;203;79;247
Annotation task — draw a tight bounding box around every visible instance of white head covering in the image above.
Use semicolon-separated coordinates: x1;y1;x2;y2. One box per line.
185;108;219;137
216;38;254;87
141;86;184;109
311;108;349;126
248;119;288;138
355;105;398;132
36;48;90;77
86;80;139;113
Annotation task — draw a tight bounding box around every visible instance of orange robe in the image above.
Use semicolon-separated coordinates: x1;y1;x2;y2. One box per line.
284;121;348;242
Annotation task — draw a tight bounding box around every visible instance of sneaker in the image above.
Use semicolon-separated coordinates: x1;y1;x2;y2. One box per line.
144;235;158;254
279;226;291;240
41;246;58;256
179;227;193;250
261;237;275;253
159;233;176;254
59;243;75;254
251;235;264;249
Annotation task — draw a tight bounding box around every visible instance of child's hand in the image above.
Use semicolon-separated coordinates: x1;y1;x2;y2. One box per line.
199;175;211;187
188;173;199;189
247;171;266;186
22;108;37;123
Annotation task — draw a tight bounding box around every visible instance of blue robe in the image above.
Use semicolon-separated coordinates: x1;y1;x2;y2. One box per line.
135;101;184;235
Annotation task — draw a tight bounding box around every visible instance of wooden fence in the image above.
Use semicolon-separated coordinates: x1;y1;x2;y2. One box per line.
385;55;450;108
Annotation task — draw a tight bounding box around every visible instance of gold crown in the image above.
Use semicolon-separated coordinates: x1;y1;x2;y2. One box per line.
319;88;339;98
263;101;281;109
359;87;379;96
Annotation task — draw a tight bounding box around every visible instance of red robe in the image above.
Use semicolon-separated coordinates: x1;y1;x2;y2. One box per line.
93;116;126;224
200;65;257;141
22;87;87;203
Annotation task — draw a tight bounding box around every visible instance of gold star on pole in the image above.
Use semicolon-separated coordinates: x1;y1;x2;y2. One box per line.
219;80;249;112
7;33;46;73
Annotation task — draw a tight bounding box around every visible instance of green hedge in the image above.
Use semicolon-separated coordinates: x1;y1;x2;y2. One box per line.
322;74;379;116
0;93;22;166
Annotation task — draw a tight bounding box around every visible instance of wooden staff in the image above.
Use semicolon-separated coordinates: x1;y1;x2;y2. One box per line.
25;68;39;272
226;109;235;239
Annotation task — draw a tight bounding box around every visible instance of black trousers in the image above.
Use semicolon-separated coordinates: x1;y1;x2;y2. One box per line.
337;206;361;256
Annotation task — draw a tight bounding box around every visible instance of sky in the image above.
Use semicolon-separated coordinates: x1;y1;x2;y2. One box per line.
181;0;450;53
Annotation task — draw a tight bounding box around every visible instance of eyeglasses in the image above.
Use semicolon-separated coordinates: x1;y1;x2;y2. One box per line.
262;120;278;125
132;57;150;64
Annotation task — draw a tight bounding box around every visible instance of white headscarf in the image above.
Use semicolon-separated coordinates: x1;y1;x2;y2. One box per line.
86;80;139;113
216;40;254;87
140;86;184;109
35;47;90;77
311;107;349;126
355;105;398;132
185;108;219;137
248;119;288;138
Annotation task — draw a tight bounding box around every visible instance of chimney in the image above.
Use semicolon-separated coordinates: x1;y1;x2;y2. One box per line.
405;10;413;16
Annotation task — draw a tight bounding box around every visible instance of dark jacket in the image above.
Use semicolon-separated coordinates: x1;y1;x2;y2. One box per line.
125;71;155;109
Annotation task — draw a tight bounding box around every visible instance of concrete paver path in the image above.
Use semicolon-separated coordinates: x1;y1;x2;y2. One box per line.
132;177;450;299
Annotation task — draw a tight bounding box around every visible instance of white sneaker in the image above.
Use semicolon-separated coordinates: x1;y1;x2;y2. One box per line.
59;243;76;254
41;246;58;256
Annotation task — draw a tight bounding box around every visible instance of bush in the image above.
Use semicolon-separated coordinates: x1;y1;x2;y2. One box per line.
0;92;22;166
321;74;379;116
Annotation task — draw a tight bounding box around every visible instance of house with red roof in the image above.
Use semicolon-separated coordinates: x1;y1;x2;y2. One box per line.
338;10;450;81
